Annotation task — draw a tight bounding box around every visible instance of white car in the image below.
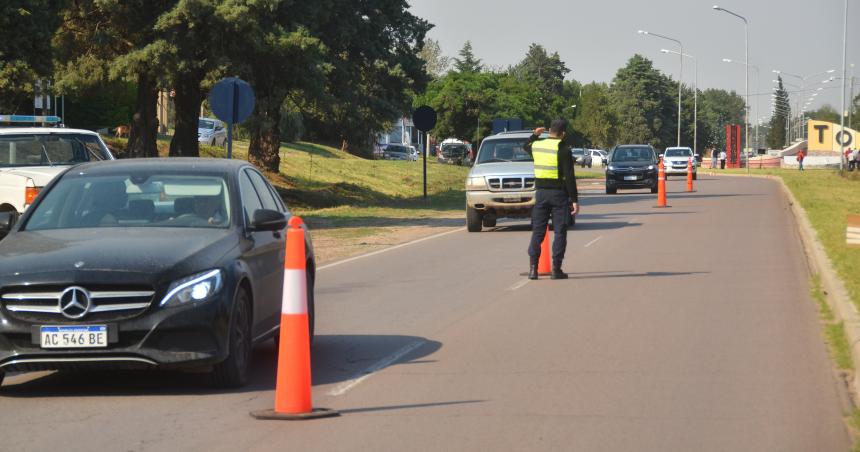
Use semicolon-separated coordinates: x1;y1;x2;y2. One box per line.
198;118;227;147
661;146;697;179
0;126;115;216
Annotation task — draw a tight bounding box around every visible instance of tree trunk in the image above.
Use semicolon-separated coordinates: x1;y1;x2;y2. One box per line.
169;74;202;157
127;73;159;158
248;95;281;171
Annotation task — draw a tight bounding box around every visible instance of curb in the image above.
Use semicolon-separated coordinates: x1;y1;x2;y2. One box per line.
775;177;860;404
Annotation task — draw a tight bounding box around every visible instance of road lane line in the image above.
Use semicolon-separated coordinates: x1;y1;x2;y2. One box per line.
507;279;530;291
318;228;464;271
584;236;603;248
326;340;427;396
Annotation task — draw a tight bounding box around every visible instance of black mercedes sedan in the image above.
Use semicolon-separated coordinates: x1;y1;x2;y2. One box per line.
605;145;659;194
0;158;315;388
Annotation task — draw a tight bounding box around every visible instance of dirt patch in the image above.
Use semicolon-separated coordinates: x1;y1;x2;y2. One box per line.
310;223;462;264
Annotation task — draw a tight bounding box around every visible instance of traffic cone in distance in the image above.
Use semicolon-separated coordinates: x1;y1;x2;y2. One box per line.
656;160;668;208
686;158;693;192
251;216;338;421
538;225;552;276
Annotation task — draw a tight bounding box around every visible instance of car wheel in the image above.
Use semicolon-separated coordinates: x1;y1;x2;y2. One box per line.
588;162;592;168
651;185;659;194
606;185;617;194
467;207;483;232
211;288;252;388
306;263;316;344
482;217;497;228
0;370;4;388
693;173;697;180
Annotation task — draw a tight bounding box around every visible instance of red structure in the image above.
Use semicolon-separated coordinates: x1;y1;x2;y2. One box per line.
725;124;743;168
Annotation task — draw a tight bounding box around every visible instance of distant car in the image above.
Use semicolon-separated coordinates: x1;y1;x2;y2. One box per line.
382;144;412;161
438;141;471;165
605;145;659;194
590;149;608;166
661;146;697;180
0;127;115;217
571;148;593;168
0;158;316;388
408;145;419;161
198;118;227;147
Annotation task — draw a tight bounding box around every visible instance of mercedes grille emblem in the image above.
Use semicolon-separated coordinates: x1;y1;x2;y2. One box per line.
59;286;92;319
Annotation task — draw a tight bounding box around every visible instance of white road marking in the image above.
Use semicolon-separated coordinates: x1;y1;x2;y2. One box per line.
584;236;603;248
507;279;530;291
317;227;464;271
326;340;427;396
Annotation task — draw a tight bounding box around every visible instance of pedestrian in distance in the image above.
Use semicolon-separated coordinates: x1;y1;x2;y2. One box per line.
719;150;727;170
525;119;579;280
845;148;852;171
711;149;718;169
852;148;859;172
796;149;805;171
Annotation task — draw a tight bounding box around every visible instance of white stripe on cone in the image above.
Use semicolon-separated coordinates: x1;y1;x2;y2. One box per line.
281;269;307;315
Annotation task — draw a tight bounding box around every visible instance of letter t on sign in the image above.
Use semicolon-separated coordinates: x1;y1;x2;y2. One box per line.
814;124;829;144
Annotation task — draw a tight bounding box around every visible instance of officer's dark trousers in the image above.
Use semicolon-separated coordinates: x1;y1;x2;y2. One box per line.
528;188;570;267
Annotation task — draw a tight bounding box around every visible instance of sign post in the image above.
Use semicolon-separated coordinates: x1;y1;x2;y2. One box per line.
209;77;255;159
412;106;437;200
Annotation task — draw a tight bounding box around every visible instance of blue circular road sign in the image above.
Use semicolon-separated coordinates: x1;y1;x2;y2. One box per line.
209;77;255;124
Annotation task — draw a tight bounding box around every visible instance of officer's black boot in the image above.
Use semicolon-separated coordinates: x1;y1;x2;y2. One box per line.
528;264;538;280
551;265;568;280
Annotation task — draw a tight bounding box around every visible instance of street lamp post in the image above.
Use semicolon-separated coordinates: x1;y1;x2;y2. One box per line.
713;5;749;174
639;30;683;147
840;0;848;173
773;68;836;141
663;49;697;157
724;58;760;150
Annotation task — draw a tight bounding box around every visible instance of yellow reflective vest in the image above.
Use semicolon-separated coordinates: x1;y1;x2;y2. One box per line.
532;138;561;180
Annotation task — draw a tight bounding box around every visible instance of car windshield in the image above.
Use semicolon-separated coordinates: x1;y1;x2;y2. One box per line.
476;138;532;164
24;173;232;230
664;148;692;157
198;119;216;129
611;147;654;162
386;146;408;153
571;149;584;156
0;134;111;167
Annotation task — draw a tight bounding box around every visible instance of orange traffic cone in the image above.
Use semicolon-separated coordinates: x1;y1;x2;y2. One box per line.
538;225;552;275
686;158;693;192
656;159;668;208
251;216;338;421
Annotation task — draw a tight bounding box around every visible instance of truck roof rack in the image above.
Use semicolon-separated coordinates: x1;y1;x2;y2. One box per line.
0;115;63;126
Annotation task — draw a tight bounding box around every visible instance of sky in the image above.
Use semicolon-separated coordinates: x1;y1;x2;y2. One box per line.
410;0;858;121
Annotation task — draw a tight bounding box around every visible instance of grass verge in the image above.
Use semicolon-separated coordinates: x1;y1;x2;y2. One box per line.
810;274;853;371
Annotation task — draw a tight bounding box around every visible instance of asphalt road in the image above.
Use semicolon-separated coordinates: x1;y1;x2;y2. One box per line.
1;176;852;451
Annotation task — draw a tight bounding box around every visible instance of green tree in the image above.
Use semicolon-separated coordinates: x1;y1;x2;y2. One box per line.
807;104;840;123
573;82;616;149
418;38;450;78
767;77;790;149
453;41;482;73
415;71;499;141
302;0;431;156
609;55;676;148
54;0;175;158
0;1;63;113
698;88;745;153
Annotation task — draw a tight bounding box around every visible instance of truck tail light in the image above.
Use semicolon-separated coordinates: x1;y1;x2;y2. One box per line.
25;186;40;205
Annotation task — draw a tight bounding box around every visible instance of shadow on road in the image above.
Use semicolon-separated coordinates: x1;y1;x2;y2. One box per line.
564;270;709;280
338;400;485;415
0;334;440;397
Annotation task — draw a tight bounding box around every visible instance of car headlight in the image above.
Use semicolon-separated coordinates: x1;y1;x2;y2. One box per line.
647;165;655;170
160;269;224;306
607;165;615;171
465;176;487;191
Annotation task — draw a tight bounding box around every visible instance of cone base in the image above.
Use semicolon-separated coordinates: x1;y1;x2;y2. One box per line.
250;407;340;421
653;205;672;208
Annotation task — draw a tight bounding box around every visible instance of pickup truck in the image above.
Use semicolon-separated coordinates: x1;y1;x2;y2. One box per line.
0;127;115;216
466;130;580;232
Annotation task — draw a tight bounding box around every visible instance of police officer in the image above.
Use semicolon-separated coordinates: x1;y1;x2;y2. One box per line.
525;119;579;280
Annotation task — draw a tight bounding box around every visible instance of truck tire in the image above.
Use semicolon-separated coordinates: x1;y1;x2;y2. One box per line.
693;173;697;180
482;217;497;228
467;207;482;232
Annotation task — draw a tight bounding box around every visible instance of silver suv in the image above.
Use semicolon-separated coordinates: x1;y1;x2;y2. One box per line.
465;131;545;232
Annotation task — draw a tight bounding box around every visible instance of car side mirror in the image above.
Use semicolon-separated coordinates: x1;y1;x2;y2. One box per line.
0;211;19;239
249;209;286;232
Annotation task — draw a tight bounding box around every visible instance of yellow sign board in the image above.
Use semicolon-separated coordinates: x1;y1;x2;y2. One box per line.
808;120;858;152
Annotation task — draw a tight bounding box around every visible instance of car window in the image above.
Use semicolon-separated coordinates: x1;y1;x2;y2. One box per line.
238;170;264;223
198;119;215;129
476;138;533;164
0;134;110;167
664;148;692;157
611;147;655;162
245;169;280;212
24;173;231;230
